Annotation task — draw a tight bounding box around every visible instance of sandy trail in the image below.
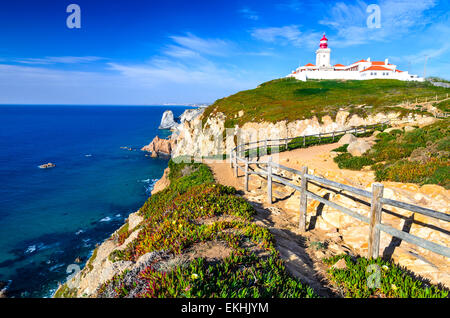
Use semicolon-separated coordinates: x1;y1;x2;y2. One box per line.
205;142;367;297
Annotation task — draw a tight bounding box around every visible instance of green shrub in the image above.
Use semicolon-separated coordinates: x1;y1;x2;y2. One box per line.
332;144;348;153
334;153;374;170
324;254;449;298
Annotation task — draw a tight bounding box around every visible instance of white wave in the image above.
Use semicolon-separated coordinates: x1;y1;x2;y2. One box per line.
99;216;111;222
25;245;36;254
49;263;65;272
75;229;84;235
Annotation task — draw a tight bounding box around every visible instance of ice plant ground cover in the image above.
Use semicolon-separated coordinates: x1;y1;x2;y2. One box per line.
96;160;318;298
333;119;450;188
323;254;449;298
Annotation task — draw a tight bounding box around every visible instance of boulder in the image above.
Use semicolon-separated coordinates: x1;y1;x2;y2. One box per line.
347;139;372;156
404;126;416;132
338;133;357;145
141;136;174;157
158;110;178;129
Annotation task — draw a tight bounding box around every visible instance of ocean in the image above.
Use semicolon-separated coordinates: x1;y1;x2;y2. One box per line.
0;105;189;297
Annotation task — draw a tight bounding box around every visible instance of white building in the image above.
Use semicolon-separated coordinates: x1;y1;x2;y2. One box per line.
288;34;423;82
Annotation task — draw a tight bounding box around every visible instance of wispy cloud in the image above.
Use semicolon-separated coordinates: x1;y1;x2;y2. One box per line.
251;25;321;49
13;56;104;65
319;0;438;47
239;7;259;20
165;33;234;58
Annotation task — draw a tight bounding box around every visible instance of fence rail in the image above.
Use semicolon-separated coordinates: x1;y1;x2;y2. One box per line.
230;122;450;260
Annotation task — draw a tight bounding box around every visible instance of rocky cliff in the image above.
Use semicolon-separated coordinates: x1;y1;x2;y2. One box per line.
170;109;436;159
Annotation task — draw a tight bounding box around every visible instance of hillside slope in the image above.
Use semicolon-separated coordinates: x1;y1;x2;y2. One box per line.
202;78;449;127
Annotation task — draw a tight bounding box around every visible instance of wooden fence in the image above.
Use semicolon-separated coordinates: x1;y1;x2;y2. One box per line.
230;123;450;260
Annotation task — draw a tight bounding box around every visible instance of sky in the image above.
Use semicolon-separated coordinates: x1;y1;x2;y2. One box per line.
0;0;449;105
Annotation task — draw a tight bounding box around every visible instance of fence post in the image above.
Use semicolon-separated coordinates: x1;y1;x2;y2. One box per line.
332;131;335;141
303;135;306;147
234;150;238;177
267;156;272;204
368;183;384;259
230;149;233;168
285;138;288;150
299;166;308;232
318;133;321;143
244;158;249;192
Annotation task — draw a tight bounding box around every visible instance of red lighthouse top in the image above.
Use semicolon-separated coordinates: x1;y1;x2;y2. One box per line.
319;34;328;49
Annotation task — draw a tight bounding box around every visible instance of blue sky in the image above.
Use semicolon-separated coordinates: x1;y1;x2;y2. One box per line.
1;0;449;105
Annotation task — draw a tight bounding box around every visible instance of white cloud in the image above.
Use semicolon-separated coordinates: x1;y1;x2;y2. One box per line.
166;33;234;57
319;0;438;47
13;56;104;65
251;25;322;49
239;8;259;20
0;33;264;104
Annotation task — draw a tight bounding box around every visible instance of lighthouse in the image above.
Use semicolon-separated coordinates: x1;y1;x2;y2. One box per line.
315;34;332;70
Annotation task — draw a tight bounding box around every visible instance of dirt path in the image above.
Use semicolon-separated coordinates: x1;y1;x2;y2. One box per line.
207;139;450;290
205;143;365;297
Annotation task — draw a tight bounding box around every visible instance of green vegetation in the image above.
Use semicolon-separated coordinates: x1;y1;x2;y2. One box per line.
333;119;450;188
324;254;448;298
244;127;379;158
334;153;375;170
100;160;317;298
53;283;78;298
331;144;349;153
435;99;450;112
202;78;447;127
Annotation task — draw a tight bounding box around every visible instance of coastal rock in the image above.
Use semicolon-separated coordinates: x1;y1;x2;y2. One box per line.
39;163;55;169
151;168;170;195
338;133;357;145
128;212;143;231
179;108;204;123
347;139;372;156
158;110;178;130
141;136;174;157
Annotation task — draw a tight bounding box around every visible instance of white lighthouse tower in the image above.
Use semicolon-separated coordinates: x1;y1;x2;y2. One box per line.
315;34;332;70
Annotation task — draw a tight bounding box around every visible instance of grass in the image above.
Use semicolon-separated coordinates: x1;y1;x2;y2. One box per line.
202;78;448;128
333;119;450;188
435;99;450;112
323;254;449;298
97;160;317;298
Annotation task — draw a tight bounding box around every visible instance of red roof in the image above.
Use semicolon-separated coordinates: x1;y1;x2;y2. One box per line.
334;64;345;67
372;61;386;65
320;34;328;41
304;63;315;67
361;65;393;72
353;59;367;64
395;70;403;73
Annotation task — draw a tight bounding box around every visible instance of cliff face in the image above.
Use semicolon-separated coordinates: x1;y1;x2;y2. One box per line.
170;109;436;158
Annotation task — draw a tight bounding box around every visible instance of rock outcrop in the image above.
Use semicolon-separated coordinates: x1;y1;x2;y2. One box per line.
151;168;170;195
158;110;178;129
347;139;372;156
141;136;174;157
338;133;357;145
170;110;436;159
179;108;204;123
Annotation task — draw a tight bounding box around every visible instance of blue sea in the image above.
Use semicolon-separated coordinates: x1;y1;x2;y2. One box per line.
0;105;189;297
